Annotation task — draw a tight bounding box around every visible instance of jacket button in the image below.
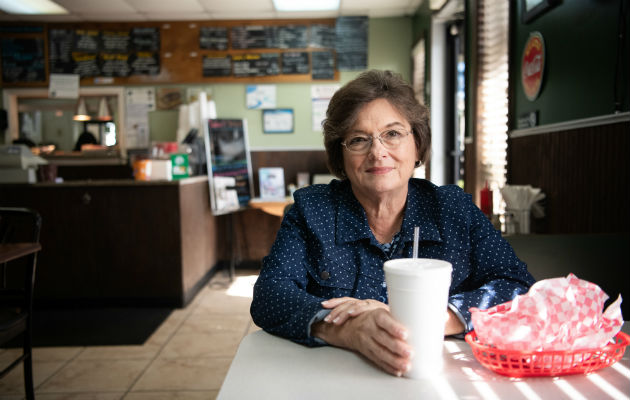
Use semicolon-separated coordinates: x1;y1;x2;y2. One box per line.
320;270;330;280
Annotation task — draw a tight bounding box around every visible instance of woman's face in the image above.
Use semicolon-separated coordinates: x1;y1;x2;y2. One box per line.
342;98;418;198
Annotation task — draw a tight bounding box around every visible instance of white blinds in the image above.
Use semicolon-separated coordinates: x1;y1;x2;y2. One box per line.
476;0;509;213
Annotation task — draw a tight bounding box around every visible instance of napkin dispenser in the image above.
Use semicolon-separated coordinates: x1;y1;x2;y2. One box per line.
500;184;545;234
0;145;47;183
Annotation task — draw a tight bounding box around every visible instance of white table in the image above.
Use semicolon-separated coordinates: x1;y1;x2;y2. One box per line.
218;324;630;400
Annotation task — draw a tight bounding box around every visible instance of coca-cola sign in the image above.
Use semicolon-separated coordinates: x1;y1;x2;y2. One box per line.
521;32;545;101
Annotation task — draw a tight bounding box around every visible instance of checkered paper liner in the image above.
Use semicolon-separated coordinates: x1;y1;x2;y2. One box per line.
470;273;624;352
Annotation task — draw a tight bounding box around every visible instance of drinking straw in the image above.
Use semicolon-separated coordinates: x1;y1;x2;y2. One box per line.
412;226;419;258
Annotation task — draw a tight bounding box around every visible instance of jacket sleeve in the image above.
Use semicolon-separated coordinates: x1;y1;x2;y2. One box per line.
448;191;535;333
250;198;327;346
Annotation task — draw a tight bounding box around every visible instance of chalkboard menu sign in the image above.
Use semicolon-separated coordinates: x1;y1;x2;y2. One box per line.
101;30;131;53
231;26;273;49
131;27;160;51
335;16;368;70
200;27;228;50
47;26;160;78
74;29;99;53
129;51;160;75
49;29;74;74
309;24;336;48
274;25;308;49
233;53;279;77
311;51;335;80
1;37;46;83
72;52;100;77
203;55;232;77
100;53;131;77
282;52;309;74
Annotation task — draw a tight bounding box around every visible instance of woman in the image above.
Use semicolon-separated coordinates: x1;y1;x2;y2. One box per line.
250;70;534;377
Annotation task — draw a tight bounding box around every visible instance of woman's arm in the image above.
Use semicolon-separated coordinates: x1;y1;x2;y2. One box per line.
447;194;535;332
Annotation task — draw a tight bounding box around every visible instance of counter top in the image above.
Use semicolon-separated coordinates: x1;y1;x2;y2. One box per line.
0;176;209;188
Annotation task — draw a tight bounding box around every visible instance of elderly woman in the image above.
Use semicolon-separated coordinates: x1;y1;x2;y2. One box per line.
250;70;534;377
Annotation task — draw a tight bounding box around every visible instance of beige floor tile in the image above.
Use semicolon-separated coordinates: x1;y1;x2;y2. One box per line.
34;393;125;399
158;331;242;359
75;344;162;361
0;360;66;396
123;390;218;400
144;309;188;347
131;357;231;391
37;359;150;393
32;347;84;362
178;313;250;335
194;293;252;316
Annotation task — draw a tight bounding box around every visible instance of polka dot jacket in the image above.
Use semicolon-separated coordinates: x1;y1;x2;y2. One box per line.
250;178;535;346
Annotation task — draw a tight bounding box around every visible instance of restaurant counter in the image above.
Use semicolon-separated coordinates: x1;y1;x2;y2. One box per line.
0;176;219;307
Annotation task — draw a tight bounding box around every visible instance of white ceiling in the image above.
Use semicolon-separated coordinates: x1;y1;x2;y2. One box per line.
0;0;426;22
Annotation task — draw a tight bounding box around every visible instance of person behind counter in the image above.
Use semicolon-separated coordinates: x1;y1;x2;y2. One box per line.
74;129;98;151
250;70;535;377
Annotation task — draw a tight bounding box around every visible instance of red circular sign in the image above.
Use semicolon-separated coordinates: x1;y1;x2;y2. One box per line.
521;32;545;101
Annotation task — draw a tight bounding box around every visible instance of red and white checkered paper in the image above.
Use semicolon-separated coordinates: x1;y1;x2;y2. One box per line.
470;274;623;351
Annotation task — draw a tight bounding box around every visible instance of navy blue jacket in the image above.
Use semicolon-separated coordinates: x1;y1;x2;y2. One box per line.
251;179;534;346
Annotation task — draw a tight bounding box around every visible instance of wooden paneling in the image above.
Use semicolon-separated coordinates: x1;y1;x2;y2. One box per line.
507;121;629;233
250;149;330;197
0;178;218;306
229;149;330;265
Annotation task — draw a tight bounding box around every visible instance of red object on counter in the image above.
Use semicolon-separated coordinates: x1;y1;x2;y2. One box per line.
480;181;493;217
465;330;629;377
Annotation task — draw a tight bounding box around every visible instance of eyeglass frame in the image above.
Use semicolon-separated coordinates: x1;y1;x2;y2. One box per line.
340;129;413;154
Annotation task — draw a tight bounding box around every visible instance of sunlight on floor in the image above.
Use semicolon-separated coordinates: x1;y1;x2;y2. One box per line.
226;274;258;298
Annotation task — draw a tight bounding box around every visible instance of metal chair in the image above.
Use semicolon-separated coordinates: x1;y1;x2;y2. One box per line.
0;207;42;400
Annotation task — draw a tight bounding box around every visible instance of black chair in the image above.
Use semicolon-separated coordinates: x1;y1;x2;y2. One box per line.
0;207;42;400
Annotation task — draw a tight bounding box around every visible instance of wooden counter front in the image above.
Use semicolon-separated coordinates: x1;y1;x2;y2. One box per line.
0;176;218;307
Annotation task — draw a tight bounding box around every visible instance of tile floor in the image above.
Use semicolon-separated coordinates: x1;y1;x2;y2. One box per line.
0;269;261;400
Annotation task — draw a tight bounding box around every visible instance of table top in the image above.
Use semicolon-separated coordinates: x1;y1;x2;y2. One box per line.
0;242;41;264
249;197;293;217
218;324;630;400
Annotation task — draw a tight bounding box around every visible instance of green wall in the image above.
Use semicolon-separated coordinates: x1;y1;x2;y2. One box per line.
510;0;629;128
148;17;413;149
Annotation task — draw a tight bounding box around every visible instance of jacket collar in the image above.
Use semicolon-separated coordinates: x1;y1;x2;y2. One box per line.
334;179;443;245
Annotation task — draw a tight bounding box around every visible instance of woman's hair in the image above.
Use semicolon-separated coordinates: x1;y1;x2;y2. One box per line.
322;70;431;178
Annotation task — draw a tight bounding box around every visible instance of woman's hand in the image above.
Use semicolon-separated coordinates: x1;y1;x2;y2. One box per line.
321;297;390;326
312;308;413;377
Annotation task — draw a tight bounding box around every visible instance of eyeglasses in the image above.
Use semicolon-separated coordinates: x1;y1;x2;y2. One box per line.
341;129;411;154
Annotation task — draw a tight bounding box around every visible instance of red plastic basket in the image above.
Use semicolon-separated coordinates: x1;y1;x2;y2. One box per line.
465;330;629;377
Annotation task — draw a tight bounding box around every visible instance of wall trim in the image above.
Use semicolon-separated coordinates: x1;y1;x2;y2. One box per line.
509;112;630;138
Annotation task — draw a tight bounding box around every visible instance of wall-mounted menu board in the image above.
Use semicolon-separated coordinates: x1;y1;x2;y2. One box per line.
335;16;368;70
311;51;335;80
233;53;280;77
1;37;46;83
200;27;228;50
282;52;309;74
48;27;160;78
0;18;368;86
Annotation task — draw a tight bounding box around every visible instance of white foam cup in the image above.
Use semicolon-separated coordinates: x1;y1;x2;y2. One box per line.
383;258;453;379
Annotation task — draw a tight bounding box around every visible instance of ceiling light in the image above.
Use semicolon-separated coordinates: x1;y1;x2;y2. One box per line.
0;0;68;14
272;0;340;12
97;98;112;121
73;99;90;121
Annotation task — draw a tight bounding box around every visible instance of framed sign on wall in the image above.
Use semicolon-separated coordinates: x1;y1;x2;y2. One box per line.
262;109;294;133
